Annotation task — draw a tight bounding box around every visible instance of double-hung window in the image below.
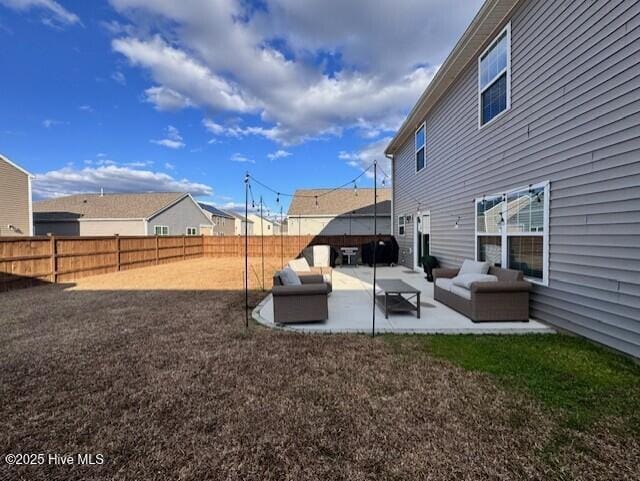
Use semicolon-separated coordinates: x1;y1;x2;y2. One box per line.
398;216;405;236
479;23;511;126
186;227;197;236
476;181;549;285
154;225;169;236
415;122;426;172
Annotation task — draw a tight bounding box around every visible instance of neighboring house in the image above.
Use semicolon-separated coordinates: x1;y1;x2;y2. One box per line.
34;192;213;236
0;154;33;236
246;213;281;236
287;188;391;235
227;211;254;236
385;0;640;357
198;203;235;236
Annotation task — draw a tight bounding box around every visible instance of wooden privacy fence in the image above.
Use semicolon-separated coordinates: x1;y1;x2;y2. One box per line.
0;234;392;291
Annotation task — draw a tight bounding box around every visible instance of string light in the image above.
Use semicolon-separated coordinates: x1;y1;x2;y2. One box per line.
354;181;358;197
276;193;280;204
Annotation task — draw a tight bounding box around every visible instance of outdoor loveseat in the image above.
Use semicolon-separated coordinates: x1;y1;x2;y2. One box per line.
272;269;331;324
433;260;531;322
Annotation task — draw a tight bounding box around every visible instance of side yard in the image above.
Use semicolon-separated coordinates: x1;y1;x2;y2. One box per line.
1;257;638;481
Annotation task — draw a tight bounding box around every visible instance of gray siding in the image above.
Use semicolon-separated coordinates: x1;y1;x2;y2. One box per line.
393;0;640;357
148;196;212;235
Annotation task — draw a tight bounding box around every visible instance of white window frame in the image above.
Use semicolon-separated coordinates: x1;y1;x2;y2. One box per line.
415;122;426;173
474;180;550;286
397;215;405;236
154;225;169;236
478;22;511;129
186;226;197;236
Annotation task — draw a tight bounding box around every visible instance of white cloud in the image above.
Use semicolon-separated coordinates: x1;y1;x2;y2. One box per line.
143;86;192;111
267;149;291;160
33;164;212;199
79;104;94;113
111;71;126;85
164;162;175;170
339;137;392;181
109;0;482;145
42;118;66;128
230;153;254;164
150;125;185;149
0;0;81;27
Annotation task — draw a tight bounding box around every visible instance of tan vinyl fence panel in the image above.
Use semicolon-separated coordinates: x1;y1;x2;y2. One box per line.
0;234;391;291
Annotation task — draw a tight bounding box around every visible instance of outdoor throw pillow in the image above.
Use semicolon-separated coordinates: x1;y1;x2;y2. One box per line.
280;266;302;286
288;257;311;272
452;273;498;290
458;259;491;275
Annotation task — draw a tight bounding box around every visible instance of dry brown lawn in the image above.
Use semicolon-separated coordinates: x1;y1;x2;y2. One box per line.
1;257;638;481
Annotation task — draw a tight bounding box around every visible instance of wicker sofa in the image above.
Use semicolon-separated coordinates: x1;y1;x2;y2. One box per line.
272;272;330;324
433;263;531;322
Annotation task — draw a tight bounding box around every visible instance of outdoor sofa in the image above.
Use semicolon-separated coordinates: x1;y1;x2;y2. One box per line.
272;268;331;324
433;260;531;322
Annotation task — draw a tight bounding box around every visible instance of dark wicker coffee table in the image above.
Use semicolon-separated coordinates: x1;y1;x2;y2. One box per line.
375;279;421;319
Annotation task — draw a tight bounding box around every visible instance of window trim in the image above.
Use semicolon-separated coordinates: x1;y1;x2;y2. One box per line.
154;225;169;236
415;121;426;173
478;22;511;129
186;226;197;236
397;215;405;236
474;180;549;286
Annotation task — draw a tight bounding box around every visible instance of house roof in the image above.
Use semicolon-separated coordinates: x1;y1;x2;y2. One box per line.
198;203;235;219
287;188;392;217
385;0;520;155
33;192;187;221
226;211;254;223
0;153;33;177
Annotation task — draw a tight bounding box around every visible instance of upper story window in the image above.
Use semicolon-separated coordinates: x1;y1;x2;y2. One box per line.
397;216;405;236
415;122;426;172
479;23;511;127
186;227;197;236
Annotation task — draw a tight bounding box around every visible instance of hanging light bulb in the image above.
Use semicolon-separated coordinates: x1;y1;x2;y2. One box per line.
382;178;386;187
454;216;461;229
354;181;358;197
251;200;255;209
276;193;280;204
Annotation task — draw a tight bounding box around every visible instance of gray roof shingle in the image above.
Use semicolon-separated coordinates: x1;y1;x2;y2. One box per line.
33;192;187;220
287;188;391;216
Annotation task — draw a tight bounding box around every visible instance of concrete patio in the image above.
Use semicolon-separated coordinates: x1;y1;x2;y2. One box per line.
253;266;555;335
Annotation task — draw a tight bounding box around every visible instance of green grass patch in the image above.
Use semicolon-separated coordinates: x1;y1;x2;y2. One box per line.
388;334;640;433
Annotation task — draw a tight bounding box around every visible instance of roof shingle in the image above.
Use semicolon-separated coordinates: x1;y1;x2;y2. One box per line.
287;188;391;216
33;192;186;220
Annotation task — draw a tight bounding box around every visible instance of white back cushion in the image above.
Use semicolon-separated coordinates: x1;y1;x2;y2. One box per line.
313;245;331;268
452;273;498;290
459;259;491;275
280;266;302;286
288;257;311;272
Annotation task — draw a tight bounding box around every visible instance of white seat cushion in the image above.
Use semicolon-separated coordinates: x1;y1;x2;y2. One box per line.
435;278;453;292
313;245;331;268
280;266;302;286
452;273;498;289
459;259;491;275
288;257;311;272
450;285;472;300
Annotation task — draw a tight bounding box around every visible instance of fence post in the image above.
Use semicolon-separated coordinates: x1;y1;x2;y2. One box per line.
183;235;186;260
155;236;159;265
115;234;120;271
49;234;56;283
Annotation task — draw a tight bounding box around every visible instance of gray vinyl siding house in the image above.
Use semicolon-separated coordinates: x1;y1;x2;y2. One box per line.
386;0;640;357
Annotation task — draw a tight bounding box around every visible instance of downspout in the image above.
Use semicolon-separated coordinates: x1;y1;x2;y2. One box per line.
385;153;394;236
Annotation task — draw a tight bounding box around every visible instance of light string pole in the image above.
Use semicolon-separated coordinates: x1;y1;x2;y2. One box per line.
260;195;265;291
372;159;377;338
244;172;249;329
280;204;284;269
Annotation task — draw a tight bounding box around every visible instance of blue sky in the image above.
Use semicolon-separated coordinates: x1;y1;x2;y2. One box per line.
0;0;482;212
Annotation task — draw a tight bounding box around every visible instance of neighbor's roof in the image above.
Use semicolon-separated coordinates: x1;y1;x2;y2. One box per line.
198;203;235;219
226;211;254;223
385;0;520;155
34;192;187;221
288;188;391;216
